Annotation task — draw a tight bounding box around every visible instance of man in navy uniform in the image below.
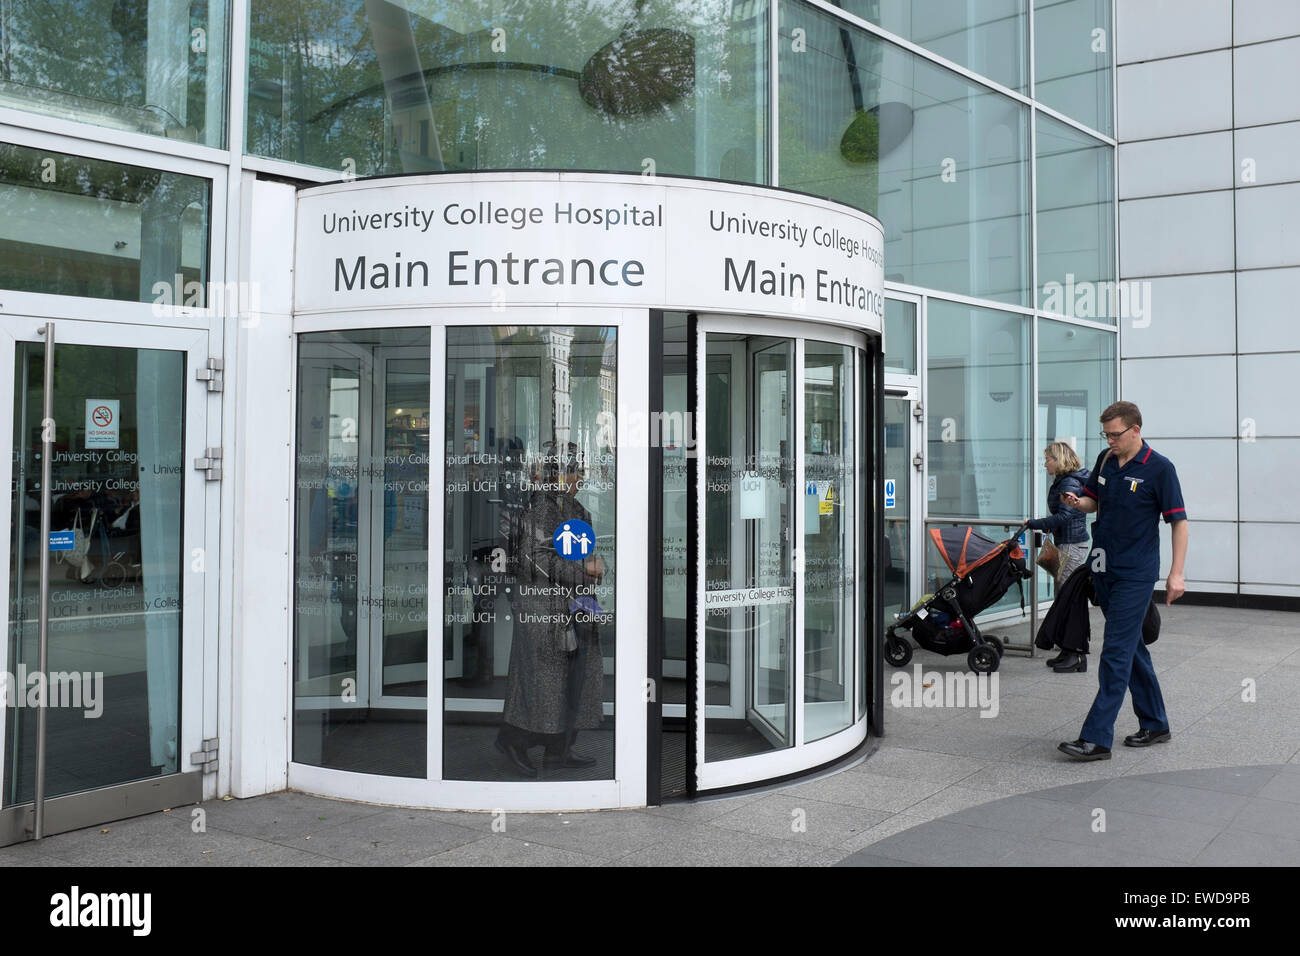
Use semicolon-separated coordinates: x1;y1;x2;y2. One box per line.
1057;401;1188;760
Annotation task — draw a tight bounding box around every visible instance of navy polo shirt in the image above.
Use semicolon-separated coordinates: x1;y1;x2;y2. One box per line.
1082;441;1187;581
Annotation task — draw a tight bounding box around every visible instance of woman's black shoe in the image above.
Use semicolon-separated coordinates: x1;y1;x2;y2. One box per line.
1052;652;1086;673
1045;652;1067;667
494;739;538;777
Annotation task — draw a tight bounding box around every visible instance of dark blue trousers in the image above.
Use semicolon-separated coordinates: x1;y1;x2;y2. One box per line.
1080;573;1169;749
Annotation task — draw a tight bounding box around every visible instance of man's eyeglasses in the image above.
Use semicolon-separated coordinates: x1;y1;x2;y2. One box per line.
1100;423;1135;441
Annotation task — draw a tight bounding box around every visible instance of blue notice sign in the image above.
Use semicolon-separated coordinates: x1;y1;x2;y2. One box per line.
553;519;596;561
884;478;896;509
49;530;75;552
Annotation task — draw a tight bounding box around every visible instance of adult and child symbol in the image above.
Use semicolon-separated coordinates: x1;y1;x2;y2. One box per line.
553;519;596;559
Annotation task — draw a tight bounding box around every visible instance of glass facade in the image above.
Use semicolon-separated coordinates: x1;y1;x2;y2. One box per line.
0;0;229;146
778;1;1031;307
842;0;1028;93
1037;112;1115;319
1033;0;1113;136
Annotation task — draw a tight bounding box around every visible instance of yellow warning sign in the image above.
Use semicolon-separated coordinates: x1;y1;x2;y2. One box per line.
819;483;834;514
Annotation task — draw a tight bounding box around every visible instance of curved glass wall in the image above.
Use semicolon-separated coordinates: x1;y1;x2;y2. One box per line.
443;326;617;782
778;0;1031;307
293;327;431;777
0;0;228;146
247;0;768;181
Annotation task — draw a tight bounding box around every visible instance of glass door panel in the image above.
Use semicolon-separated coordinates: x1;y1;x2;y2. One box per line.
883;396;913;618
704;333;794;761
5;341;185;805
803;342;855;742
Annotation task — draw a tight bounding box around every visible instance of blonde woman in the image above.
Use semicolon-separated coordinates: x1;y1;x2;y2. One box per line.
1026;441;1091;672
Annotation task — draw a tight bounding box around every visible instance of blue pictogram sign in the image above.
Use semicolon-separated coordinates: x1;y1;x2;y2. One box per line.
884;479;896;509
553;519;596;560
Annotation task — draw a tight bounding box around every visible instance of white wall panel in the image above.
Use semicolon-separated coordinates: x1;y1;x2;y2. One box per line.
1116;0;1231;64
1160;519;1236;583
1238;267;1300;353
1234;121;1300;188
1238;354;1300;437
1120;273;1235;358
1233;0;1300;44
1241;522;1300;587
1239;439;1298;522
1120;191;1234;276
1144;438;1237;522
1118;132;1232;199
1121;355;1237;438
1236;183;1300;269
1234;36;1300;128
1117;51;1232;141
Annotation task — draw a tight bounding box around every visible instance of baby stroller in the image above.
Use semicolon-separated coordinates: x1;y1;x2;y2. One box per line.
884;523;1031;674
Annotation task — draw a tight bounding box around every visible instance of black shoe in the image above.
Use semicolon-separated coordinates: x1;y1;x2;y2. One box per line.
1052;652;1086;673
1045;652;1067;667
494;739;538;777
544;749;597;769
1058;738;1111;761
1123;728;1171;747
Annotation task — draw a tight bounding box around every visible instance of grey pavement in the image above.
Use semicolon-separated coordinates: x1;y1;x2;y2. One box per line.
3;603;1298;866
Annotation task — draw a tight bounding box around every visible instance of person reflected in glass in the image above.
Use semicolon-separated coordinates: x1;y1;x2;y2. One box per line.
1026;442;1091;672
495;442;605;777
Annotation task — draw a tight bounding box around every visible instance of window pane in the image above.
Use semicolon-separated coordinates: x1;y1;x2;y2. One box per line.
1037;114;1115;321
293;327;430;777
444;326;617;782
841;0;1028;92
884;298;916;374
926;300;1029;520
0;141;211;305
0;0;228;147
779;1;1031;306
247;0;768;182
1034;318;1114;601
1034;0;1113;135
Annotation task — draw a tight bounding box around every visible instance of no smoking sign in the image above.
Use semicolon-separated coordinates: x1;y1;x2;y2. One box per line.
85;399;120;449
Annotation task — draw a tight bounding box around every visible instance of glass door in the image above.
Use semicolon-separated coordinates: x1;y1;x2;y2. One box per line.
883;389;921;618
0;319;210;843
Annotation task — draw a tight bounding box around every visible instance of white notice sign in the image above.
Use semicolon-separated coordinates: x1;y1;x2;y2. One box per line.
85;400;120;449
738;471;766;520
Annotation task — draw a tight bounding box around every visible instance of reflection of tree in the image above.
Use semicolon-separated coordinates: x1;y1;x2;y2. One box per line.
246;0;767;180
775;7;881;216
2;0;215;138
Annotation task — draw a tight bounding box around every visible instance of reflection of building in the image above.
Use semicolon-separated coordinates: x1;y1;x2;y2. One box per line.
2;2;1294;842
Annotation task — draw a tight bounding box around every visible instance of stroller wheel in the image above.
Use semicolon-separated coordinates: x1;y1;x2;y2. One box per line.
968;644;1000;674
885;634;913;667
984;635;1005;658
